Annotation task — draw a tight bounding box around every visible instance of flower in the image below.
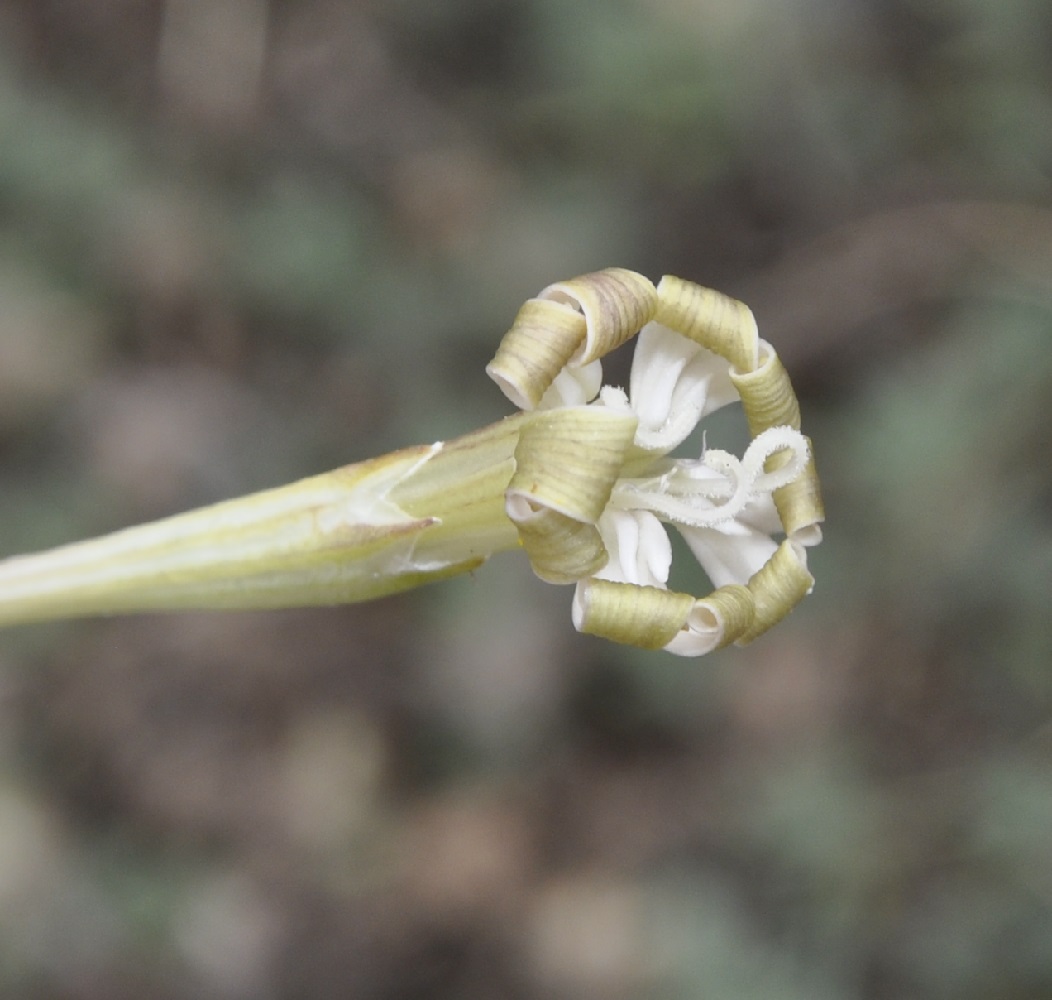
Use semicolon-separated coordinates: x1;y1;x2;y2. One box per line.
487;269;824;655
0;269;822;655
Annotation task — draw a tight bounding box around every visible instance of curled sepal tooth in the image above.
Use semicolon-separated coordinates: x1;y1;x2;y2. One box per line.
654;275;759;373
538;268;658;366
737;540;814;645
695;584;756;649
486;298;587;410
513;508;607;584
573;579;696;649
773;442;825;546
729;341;801;435
507;407;638;523
662;585;757;656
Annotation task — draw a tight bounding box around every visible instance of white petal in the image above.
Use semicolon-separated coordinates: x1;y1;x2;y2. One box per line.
629;325;695;429
696;361;739;419
663;604;724;657
628;324;738;453
597;384;632;413
677;520;779;588
596;510;672;588
735;492;783;536
539;360;603;409
570;580;588;631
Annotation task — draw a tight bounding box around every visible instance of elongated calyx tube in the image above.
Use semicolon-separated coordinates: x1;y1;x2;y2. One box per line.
0;270;823;655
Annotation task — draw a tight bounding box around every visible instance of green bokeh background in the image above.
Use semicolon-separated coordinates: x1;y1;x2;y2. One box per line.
1;1;1051;997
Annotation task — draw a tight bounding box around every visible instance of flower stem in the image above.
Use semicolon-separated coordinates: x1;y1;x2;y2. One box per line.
0;415;527;628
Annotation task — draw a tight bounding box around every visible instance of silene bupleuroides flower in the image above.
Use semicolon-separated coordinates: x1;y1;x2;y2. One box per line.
0;269;823;655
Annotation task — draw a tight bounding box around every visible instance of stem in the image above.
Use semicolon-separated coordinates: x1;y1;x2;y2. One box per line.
0;416;526;627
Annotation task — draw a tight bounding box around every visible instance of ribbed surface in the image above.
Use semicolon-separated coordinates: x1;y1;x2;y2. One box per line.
654;276;759;373
696;583;756;648
538;268;658;366
511;508;608;584
507;407;637;523
575;579;695;649
485;298;587;410
730;342;802;434
773;444;825;544
738;540;815;644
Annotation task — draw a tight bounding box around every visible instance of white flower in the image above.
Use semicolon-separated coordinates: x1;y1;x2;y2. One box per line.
489;269;824;655
554;323;813;655
0;269;821;657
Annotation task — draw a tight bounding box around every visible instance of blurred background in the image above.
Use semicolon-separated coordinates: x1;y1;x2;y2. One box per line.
1;1;1051;997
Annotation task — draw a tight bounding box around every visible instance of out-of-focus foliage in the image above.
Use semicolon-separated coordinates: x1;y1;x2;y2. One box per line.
1;1;1051;998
